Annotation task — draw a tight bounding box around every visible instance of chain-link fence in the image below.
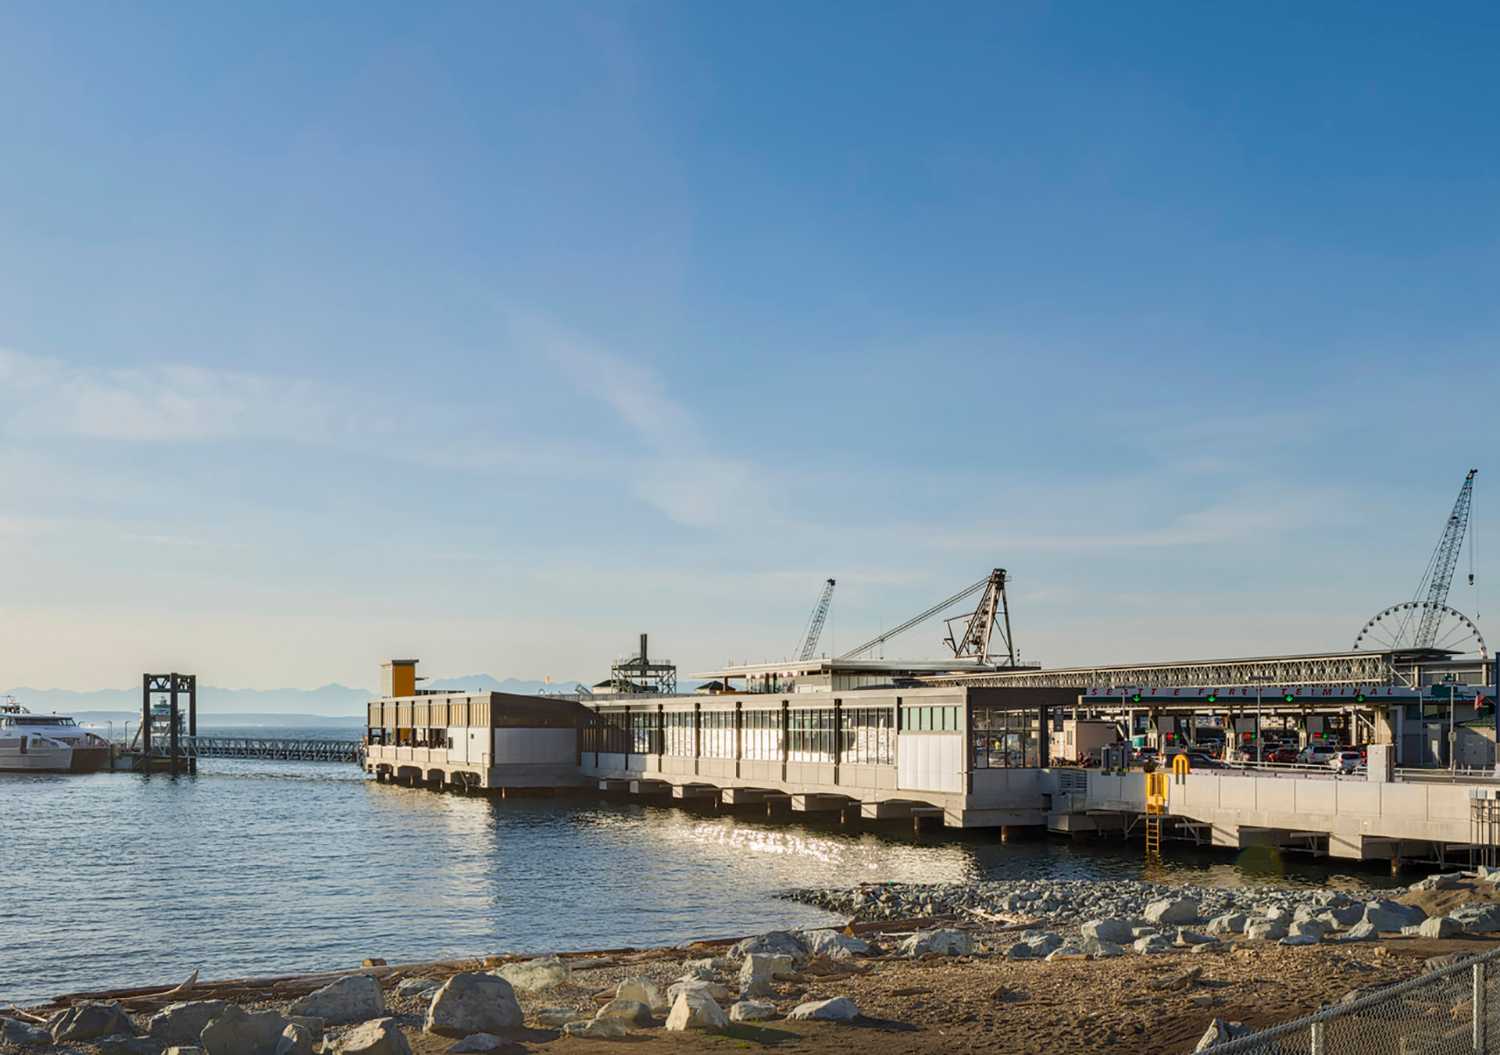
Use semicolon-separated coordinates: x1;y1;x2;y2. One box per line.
1204;946;1500;1054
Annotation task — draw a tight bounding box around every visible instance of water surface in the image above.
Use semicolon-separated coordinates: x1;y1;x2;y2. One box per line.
0;754;1398;1004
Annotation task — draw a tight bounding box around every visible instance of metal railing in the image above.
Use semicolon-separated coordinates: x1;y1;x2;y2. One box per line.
1203;946;1500;1054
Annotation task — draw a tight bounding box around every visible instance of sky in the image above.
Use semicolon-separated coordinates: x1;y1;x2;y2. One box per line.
0;2;1496;691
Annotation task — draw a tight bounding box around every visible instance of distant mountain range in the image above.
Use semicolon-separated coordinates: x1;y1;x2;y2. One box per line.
2;675;588;719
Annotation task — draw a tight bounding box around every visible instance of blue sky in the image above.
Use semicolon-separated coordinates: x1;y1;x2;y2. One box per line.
1;2;1495;690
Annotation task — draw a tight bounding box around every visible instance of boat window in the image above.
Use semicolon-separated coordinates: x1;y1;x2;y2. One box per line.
15;716;76;726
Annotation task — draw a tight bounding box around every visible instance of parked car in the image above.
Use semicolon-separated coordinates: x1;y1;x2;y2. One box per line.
1298;744;1338;765
1164;749;1225;770
1330;750;1364;773
1271;746;1300;764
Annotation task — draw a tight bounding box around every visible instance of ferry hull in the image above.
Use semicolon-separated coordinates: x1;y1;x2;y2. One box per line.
0;745;74;773
68;745;111;773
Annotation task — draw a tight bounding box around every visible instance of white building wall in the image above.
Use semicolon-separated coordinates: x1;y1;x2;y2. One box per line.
897;734;964;793
492;728;575;765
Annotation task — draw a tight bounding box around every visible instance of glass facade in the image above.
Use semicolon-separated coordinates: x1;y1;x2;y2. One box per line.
787;708;836;763
970;707;1041;768
700;710;735;758
742;710;781;760
842;707;895;764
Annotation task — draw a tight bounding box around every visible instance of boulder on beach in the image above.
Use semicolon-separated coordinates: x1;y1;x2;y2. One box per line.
664;991;728;1033
1362;900;1426;933
396;978;439;999
424;973;523;1038
51;1002;138;1044
1134;935;1173;955
1144;898;1199;926
1410;872;1466;892
563;1019;627;1040
1419;916;1461;939
289;975;385;1026
787;997;859;1022
667;978;732;1005
147;1001;230;1046
801;928;873;960
200;1006;294;1055
740;953;795;997
1450;903;1500;934
445;1034;513;1054
729;1000;778;1023
615;977;666;1013
491;956;569;993
1;1017;52;1047
276;1022;316;1055
732;931;809;962
96;1035;161;1055
593;998;653;1027
333;1018;411;1055
1244;918;1290;942
1336;922;1378;943
1080;937;1125;958
1080;918;1136;945
899;928;974;957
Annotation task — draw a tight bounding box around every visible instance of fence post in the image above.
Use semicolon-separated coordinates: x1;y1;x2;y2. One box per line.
1475;961;1487;1053
1310;1019;1326;1055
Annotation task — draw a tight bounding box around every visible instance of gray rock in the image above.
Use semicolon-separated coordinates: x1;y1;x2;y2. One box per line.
899;928;973;957
1363;900;1426;932
289;976;385;1027
1;1017;52;1047
666;978;732;1005
200;1007;294;1055
1206;914;1247;935
1004;941;1037;960
1080;937;1125;958
731;931;808;963
787;997;859;1022
491;957;568;994
332;1018;411;1055
562;1019;627;1040
1280;934;1321;946
52;1003;137;1044
1144;898;1199;926
532;1008;584;1028
1323;903;1366;927
1289;919;1330;939
1190;940;1224;955
1244;919;1290;941
739;953;795;997
396;979;439;999
1410;872;1466;892
1175;929;1215;946
147;1002;230;1047
1451;903;1500;934
615;977;666;1013
1419;915;1462;939
801;929;872;960
275;1023;314;1055
729;1000;778;1023
424;974;522;1038
593;999;652;1027
1045;944;1087;961
1025;932;1063;956
1080;918;1136;945
663;991;727;1032
1134;935;1173;955
1336;922;1378;943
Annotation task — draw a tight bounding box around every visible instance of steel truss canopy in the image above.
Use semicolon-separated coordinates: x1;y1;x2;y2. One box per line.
1081;685;1427;705
922;649;1464;690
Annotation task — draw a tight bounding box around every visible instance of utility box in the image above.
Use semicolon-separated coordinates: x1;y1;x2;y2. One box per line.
1366;743;1392;782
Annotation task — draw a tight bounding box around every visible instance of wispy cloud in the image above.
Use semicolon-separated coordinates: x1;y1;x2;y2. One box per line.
518;314;769;528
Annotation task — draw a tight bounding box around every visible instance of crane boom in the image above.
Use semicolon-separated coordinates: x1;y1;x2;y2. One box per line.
1412;469;1478;650
839;574;991;660
795;579;836;660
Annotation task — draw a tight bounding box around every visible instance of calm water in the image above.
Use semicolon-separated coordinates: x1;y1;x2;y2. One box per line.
1;752;1398;1005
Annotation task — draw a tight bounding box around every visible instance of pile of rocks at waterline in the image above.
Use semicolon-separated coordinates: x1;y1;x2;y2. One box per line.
0;935;881;1054
783;873;1500;956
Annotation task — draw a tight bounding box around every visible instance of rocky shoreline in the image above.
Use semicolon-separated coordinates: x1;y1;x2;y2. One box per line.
7;872;1500;1055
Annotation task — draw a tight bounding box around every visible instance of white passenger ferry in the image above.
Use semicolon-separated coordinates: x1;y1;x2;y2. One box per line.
0;698;112;773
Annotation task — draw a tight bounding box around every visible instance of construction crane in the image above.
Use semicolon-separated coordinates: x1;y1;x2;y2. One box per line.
1354;469;1487;658
840;569;1016;665
795;578;836;660
1412;469;1478;649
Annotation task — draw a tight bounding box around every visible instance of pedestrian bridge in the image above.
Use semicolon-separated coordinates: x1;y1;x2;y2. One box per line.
148;736;364;764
